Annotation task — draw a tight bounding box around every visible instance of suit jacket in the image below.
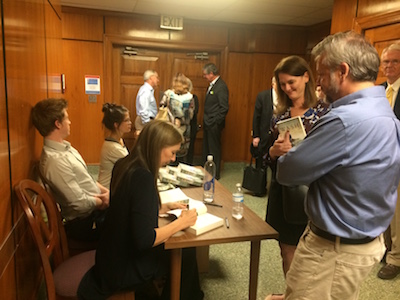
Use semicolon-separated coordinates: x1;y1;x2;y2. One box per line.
252;89;274;151
382;82;400;119
203;77;229;129
190;94;199;140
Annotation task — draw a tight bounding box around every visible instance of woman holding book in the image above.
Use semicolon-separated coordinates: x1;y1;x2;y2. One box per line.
159;73;195;164
78;120;204;300
265;56;329;299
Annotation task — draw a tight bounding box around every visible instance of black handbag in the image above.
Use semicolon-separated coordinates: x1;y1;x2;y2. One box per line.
282;185;309;224
242;156;267;196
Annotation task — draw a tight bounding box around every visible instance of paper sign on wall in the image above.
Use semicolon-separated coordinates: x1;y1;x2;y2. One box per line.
85;75;100;94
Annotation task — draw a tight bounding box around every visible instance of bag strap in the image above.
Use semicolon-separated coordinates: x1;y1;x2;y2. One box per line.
249;155;255;166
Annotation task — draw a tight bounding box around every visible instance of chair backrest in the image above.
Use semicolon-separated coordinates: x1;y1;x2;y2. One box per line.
14;179;70;299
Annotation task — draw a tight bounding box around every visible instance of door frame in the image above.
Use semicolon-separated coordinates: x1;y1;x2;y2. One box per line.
103;35;229;103
353;9;400;34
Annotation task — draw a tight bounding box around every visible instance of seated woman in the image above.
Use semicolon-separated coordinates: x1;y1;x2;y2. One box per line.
159;73;195;164
78;120;204;300
98;103;131;189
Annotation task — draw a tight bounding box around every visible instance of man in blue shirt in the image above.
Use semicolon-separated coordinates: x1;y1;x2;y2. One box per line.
135;70;159;131
271;32;400;300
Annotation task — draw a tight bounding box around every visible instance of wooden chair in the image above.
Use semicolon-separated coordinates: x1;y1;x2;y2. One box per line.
14;179;135;300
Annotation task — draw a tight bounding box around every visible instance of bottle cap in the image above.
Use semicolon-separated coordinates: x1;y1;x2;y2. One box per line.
207;155;213;161
236;183;241;187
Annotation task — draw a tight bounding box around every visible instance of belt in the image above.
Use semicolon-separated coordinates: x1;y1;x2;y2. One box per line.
309;222;376;245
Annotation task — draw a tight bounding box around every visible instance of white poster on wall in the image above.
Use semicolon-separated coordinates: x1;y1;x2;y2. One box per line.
85;75;100;94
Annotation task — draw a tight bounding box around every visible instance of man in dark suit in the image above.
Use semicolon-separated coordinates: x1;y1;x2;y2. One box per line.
378;43;400;280
252;77;276;169
202;63;229;179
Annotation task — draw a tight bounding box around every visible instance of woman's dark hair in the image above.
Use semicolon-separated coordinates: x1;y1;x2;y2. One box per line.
274;56;317;115
102;103;128;131
111;120;183;206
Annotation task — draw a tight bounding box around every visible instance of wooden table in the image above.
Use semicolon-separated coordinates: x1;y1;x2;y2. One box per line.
163;179;278;300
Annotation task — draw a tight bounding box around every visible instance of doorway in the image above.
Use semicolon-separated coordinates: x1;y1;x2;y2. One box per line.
106;40;222;153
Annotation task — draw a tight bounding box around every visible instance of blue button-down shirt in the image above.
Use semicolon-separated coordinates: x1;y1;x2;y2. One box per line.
277;86;400;239
136;82;158;124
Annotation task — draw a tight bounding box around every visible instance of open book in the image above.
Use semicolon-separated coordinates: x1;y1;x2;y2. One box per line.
159;188;224;236
276;116;306;146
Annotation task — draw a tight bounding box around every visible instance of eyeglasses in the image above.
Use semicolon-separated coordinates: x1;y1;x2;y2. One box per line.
382;60;400;66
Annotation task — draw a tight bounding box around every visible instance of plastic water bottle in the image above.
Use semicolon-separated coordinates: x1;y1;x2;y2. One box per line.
203;155;216;203
232;183;244;220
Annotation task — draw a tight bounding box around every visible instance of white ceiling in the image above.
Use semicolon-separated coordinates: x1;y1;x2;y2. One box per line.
60;0;334;26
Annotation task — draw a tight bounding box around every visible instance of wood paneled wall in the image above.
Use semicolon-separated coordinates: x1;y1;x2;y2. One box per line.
331;0;400;34
3;0;399;298
0;0;63;298
61;7;330;164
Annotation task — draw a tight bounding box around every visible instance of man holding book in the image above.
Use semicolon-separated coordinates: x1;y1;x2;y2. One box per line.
271;32;400;300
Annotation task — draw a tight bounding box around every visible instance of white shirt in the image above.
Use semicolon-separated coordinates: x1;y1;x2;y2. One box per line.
40;139;99;221
136;82;158;123
98;139;129;189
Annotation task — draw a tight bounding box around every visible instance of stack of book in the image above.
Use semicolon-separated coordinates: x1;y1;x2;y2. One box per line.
159;163;204;187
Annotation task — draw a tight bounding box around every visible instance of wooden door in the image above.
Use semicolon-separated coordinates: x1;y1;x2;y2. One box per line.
354;10;400;84
364;24;400;84
111;44;219;154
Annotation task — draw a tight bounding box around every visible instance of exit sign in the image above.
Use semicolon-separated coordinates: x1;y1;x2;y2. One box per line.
160;15;183;30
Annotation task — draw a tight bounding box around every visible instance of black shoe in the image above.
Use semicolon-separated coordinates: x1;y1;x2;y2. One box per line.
254;192;266;197
378;263;400;279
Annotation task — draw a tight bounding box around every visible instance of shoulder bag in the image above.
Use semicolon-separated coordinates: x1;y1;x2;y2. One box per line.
242;156;267;196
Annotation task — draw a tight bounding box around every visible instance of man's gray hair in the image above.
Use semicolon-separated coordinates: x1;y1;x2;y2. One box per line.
311;31;380;82
143;70;157;81
382;43;400;57
203;63;219;75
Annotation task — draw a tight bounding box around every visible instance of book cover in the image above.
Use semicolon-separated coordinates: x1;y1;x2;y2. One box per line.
158;167;201;187
159;188;190;204
276;116;306;146
177;163;205;180
176;172;202;186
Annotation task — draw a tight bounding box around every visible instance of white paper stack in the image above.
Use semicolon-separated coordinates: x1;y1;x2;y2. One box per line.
158;163;204;187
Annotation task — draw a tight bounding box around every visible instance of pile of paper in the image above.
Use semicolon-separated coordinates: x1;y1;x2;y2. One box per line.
159;163;204;187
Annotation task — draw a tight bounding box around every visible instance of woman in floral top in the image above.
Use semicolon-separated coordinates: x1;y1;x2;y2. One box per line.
265;56;329;287
159;73;195;163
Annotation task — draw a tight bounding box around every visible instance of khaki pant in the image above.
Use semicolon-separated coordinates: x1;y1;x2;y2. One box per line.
134;115;145;131
285;226;385;300
386;184;400;266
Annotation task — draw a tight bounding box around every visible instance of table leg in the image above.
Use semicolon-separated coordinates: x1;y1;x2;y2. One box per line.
196;245;210;273
249;240;261;300
170;248;182;300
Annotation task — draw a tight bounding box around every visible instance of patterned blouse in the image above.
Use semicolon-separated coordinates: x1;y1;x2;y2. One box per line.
267;99;330;168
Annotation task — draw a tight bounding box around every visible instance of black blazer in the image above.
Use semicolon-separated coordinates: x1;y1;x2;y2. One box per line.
203;77;229;129
252;89;274;151
190;94;199;140
382;82;400;119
